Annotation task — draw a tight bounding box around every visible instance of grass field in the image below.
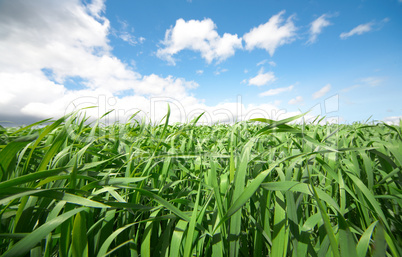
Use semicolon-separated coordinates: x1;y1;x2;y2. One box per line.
0;110;401;257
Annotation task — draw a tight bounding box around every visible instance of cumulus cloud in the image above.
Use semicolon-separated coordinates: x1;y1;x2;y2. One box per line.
0;0;200;123
288;96;304;105
312;84;331;99
259;85;294;97
340;19;388;39
243;10;297;56
308;14;332;44
0;0;304;125
156;18;242;65
248;68;276;86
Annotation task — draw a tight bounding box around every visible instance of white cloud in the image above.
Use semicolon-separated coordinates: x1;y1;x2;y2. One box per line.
214;68;228;75
256;60;276;67
383;116;402;125
259;85;294;97
116;19;145;46
312;84;331;99
196;70;204;75
0;0;200;122
248;68;276;86
341;77;383;93
243;10;297;56
134;74;198;98
308;14;332;44
341;18;389;40
86;0;106;18
0;0;305;126
156;18;242;65
340;22;374;39
119;32;136;45
361;77;383;87
257;59;268;66
341;84;360;93
288;96;304;105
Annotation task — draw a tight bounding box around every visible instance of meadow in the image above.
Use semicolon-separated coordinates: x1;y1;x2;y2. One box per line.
0;109;401;257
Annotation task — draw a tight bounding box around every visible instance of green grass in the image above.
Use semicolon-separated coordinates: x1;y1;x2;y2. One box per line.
0;111;401;256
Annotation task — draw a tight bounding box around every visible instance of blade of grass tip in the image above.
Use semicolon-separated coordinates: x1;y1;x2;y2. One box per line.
356;220;378;257
251;112;308;135
2;207;87;257
153;104;171;152
100;109;115;119
0;166;70;190
296;213;322;257
37;129;68;171
0;189;110;208
97;222;137;257
9;118;52;136
190;112;205;126
307;166;340;257
183;185;201;257
0;138;35;180
23;114;69;172
128;110;141;121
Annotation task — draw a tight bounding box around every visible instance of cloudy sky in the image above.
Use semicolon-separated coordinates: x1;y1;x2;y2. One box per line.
0;0;401;125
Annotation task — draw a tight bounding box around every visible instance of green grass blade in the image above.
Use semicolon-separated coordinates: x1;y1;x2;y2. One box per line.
271;191;288;257
183;185;201;257
0;167;70;190
338;213;357;256
356;220;378;257
72;211;89;257
2;207;86;257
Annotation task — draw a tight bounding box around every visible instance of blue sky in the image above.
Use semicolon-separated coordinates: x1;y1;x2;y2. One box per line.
0;0;401;125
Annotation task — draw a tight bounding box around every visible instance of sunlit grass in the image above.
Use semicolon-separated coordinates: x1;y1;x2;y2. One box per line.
0;110;401;256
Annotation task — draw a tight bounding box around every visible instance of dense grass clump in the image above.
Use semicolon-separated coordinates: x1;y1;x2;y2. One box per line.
0;111;401;257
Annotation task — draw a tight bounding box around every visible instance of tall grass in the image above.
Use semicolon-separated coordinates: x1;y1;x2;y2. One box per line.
0;111;401;256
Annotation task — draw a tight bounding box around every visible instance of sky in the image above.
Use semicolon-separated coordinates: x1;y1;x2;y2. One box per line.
0;0;401;125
